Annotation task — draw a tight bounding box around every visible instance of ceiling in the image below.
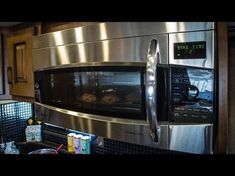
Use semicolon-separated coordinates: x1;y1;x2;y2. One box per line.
1;22;235;27
0;22;23;27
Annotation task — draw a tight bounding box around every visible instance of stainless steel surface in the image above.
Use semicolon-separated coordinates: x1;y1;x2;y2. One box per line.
35;102;213;154
34;62;146;72
33;22;214;49
32;22;213;71
169;124;213;154
34;102;168;149
146;39;161;143
28;148;58;154
32;35;168;71
169;31;214;68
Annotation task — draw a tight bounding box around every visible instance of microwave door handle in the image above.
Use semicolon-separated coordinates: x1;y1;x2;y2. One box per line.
146;39;160;143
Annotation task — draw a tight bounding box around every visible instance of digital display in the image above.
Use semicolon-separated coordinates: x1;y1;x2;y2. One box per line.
174;41;206;59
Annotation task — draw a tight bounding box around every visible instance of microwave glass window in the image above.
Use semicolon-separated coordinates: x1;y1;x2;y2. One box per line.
35;67;145;120
70;71;142;116
48;72;68;106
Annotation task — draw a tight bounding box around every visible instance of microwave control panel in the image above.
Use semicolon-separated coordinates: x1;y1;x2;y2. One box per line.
170;67;214;123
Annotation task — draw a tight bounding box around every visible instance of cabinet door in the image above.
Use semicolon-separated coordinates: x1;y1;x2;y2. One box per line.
0;33;4;95
7;31;34;98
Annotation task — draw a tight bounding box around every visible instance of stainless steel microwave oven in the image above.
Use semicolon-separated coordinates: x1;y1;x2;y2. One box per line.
33;22;216;154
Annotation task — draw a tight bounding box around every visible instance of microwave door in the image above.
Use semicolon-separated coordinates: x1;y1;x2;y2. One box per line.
146;39;160;143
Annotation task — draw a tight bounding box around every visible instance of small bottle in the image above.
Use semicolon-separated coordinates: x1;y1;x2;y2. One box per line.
4;141;19;154
81;136;91;154
0;143;5;154
67;133;76;153
74;134;83;154
4;142;13;154
11;142;19;154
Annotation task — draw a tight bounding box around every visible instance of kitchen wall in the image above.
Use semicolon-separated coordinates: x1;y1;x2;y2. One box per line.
228;31;235;154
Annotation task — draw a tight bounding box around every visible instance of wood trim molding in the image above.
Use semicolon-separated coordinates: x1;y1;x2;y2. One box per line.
8;22;41;35
217;22;229;153
40;22;98;34
12;95;35;103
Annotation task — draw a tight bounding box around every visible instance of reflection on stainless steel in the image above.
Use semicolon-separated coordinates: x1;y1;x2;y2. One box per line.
34;102;168;149
35;102;213;153
187;69;214;101
33;35;168;71
33;22;213;49
53;31;69;65
169;31;214;68
169;124;213;154
33;22;213;71
99;23;109;61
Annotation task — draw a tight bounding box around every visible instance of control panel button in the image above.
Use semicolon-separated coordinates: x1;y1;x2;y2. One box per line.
173;98;181;103
201;108;210;113
173;86;181;90
190;114;200;118
172;78;181;83
173;92;181;96
182;79;189;84
187;108;193;112
182;74;189;78
173;112;181;117
172;74;181;78
182;113;189;118
201;115;210;119
174;107;185;111
193;108;201;112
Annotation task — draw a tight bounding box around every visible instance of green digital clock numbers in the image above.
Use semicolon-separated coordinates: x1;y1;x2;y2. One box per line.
174;41;206;59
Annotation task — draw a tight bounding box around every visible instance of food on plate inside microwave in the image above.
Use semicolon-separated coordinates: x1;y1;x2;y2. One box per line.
81;93;97;103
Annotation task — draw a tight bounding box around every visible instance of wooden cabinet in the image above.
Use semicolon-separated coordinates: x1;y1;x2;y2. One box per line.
5;22;95;101
7;31;34;99
0;33;4;95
